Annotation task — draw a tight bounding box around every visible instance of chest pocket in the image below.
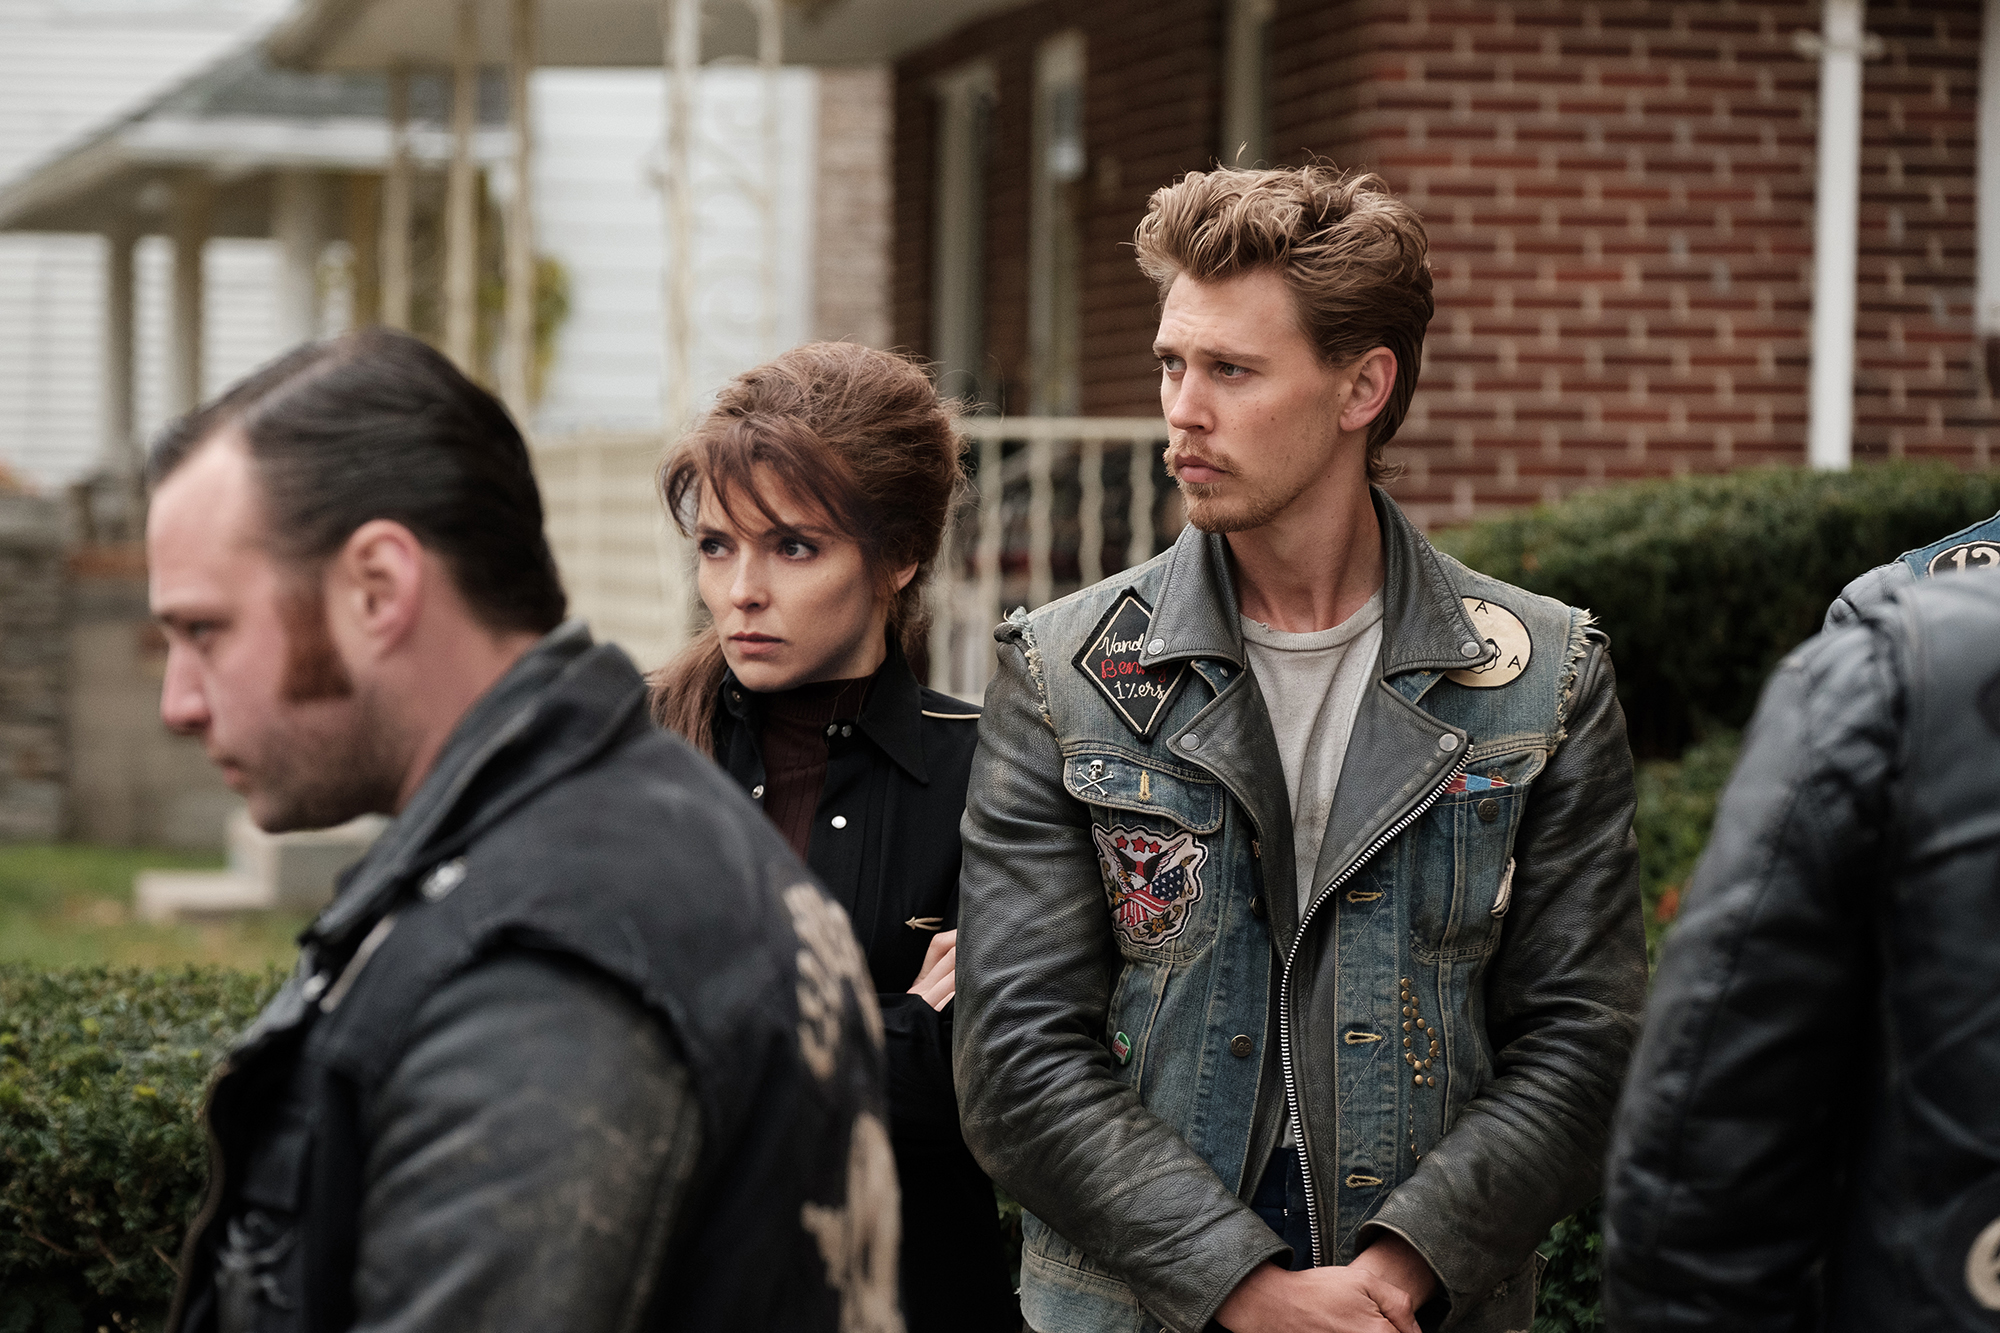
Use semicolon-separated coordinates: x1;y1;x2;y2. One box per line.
1064;745;1225;963
1409;745;1543;962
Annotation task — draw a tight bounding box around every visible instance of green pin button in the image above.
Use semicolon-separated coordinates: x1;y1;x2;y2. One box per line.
1111;1031;1132;1064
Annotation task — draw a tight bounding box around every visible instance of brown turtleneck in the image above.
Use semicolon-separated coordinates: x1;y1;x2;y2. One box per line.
757;673;873;859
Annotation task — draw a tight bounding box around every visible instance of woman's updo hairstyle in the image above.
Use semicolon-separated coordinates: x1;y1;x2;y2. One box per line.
650;341;966;750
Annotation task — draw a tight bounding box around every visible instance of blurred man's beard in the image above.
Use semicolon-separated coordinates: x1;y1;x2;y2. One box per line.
242;589;404;832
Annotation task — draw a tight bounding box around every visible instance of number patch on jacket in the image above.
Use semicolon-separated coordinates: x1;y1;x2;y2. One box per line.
1091;824;1208;948
1929;541;2000;576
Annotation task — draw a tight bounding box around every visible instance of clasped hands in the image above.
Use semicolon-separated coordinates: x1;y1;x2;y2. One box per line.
1216;1231;1436;1333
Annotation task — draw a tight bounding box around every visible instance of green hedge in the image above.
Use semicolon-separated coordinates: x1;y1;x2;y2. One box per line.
0;966;284;1332
1435;463;2000;757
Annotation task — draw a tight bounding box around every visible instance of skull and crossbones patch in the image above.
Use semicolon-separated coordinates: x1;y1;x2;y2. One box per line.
1091;824;1208;949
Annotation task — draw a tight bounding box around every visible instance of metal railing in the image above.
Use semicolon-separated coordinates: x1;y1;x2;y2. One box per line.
527;416;1176;700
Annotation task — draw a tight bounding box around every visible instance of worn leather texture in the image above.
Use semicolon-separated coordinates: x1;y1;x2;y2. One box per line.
1606;570;2000;1331
170;624;896;1333
955;490;1647;1333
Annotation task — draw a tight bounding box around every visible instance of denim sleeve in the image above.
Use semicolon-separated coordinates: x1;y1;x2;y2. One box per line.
353;950;702;1333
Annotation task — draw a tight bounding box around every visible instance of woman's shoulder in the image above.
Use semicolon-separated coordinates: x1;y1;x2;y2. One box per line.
913;685;981;787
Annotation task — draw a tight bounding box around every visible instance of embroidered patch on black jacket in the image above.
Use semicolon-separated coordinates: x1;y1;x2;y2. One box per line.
1074;591;1188;738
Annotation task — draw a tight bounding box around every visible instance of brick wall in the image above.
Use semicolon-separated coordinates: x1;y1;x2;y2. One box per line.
891;0;1222;416
895;0;1997;528
1282;0;1997;527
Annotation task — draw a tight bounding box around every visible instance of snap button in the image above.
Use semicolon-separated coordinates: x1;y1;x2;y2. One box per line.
301;973;328;1002
1147;637;1166;654
1438;733;1460;752
840;725;853;737
1460;639;1482;657
730;688;742;703
1477;797;1499;823
751;784;765;799
830;815;848;829
1229;1034;1253;1058
1181;732;1201;750
420;857;467;901
1249;894;1267;919
824;723;838;738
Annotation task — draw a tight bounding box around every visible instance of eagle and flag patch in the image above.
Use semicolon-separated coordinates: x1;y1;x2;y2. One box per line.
1091;824;1209;949
1075;591;1189;738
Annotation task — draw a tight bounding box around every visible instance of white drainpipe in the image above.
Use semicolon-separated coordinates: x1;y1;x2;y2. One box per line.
1808;0;1867;472
1979;0;2000;386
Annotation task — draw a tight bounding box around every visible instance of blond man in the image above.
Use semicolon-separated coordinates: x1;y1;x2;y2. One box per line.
954;166;1647;1333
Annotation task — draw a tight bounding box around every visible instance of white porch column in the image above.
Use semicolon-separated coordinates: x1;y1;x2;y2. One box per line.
445;0;481;371
660;0;699;430
167;171;211;415
101;225;137;476
1807;0;1866;471
501;0;537;416
274;169;326;346
381;65;414;331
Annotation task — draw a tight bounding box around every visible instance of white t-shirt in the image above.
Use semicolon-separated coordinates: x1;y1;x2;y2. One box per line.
1238;589;1386;919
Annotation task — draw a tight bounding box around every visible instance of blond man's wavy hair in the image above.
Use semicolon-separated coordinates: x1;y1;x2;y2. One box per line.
1133;164;1434;485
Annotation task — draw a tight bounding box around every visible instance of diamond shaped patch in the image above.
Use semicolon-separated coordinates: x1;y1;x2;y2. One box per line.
1073;591;1188;738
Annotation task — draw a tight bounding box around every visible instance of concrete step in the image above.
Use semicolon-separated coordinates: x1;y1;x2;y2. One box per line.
134;806;389;923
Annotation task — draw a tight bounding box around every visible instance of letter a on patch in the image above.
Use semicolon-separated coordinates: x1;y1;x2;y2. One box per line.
1074;591;1188;738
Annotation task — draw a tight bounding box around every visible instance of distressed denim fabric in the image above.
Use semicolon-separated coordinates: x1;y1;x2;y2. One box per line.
957;490;1646;1333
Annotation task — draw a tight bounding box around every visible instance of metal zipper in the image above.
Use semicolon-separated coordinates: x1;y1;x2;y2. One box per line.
1278;752;1466;1267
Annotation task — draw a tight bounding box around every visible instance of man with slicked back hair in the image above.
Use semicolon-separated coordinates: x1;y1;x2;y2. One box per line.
155;329;899;1333
954;166;1647;1333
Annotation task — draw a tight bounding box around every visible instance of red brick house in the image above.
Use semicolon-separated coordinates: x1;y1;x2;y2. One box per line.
890;0;1996;528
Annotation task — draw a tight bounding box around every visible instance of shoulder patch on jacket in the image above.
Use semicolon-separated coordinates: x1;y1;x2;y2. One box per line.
1073;590;1188;738
1445;597;1533;689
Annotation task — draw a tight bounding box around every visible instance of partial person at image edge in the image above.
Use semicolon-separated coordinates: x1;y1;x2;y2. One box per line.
1604;568;2000;1329
952;165;1648;1333
151;329;898;1333
650;341;1017;1332
1823;504;2000;629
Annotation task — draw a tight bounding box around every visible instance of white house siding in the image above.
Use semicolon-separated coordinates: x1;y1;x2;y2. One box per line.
0;0;284;492
528;65;818;437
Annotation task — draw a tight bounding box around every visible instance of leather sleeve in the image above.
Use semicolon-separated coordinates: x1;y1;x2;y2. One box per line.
352;950;703;1333
1823;561;1915;632
1602;628;1895;1330
953;626;1286;1333
1365;637;1649;1318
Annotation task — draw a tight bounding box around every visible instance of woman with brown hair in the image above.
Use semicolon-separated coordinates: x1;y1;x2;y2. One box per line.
651;341;1016;1331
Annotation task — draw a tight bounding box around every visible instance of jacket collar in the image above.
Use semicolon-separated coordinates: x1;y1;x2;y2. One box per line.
310;620;647;951
1138;486;1491;679
718;636;930;784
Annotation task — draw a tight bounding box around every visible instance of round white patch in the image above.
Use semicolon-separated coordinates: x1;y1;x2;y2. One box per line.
1968;1215;2000;1310
1446;597;1533;689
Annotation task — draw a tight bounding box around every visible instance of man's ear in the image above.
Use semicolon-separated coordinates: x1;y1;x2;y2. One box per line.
325;519;427;656
1338;347;1399;435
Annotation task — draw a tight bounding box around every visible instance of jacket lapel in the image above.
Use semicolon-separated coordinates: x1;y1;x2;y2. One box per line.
1141;527;1301;950
1307;493;1483;899
1141;494;1490;943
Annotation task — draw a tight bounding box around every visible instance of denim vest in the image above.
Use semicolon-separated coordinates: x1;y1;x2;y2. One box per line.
1011;493;1592;1333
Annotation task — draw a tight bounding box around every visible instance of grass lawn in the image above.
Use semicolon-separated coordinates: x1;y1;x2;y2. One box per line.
0;843;308;970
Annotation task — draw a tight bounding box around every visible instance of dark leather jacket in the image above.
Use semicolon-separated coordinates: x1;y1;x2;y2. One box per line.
1823;505;2000;630
955;491;1647;1333
1605;571;2000;1331
710;642;1017;1333
169;624;896;1333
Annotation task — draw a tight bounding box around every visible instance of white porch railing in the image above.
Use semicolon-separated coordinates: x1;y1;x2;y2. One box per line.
527;416;1176;700
931;417;1173;704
